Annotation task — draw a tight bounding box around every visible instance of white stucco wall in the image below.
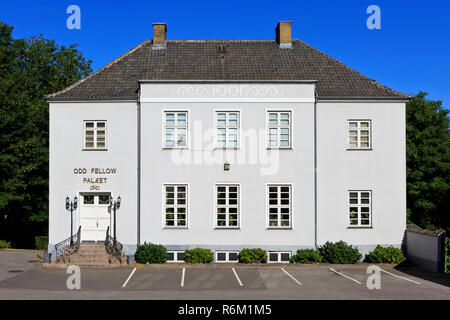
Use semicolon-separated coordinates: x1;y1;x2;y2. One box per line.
49;102;138;253
140;83;316;251
316;101;406;255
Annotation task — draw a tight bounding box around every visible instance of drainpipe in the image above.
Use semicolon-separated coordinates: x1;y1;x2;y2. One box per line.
314;87;318;250
137;90;141;246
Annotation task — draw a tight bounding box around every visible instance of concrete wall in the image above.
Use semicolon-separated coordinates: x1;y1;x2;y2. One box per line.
49;102;138;254
316;101;406;256
406;229;446;273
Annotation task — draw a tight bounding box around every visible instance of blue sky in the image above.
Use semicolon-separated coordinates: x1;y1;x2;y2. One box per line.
1;0;449;107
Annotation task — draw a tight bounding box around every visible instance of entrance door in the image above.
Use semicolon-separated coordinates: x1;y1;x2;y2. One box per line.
80;193;111;242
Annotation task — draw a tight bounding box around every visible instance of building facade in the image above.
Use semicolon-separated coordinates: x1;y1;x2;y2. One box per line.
47;22;408;262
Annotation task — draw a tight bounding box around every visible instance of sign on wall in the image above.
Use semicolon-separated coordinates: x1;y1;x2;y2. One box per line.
73;167;117;190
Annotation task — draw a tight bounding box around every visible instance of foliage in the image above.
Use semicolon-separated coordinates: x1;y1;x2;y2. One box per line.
0;21;92;248
0;240;11;249
406;92;450;230
318;241;362;264
366;245;406;264
34;236;48;250
238;248;268;263
184;248;214;263
134;242;168;264
291;249;323;264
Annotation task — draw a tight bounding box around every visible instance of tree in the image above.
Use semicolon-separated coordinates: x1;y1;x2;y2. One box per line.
406;92;450;230
0;21;92;248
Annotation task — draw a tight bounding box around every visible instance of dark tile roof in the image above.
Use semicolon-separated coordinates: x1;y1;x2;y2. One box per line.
46;39;409;101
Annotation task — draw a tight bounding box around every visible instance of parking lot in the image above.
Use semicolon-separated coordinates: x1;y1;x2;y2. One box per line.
0;250;449;299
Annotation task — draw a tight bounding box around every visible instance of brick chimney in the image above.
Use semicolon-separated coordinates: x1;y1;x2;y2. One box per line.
275;21;292;48
152;23;167;49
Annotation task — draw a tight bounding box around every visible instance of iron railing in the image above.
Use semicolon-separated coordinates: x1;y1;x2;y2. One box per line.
105;226;123;263
55;226;81;262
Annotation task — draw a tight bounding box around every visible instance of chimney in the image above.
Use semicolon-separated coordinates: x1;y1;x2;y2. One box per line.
152;23;167;49
275;21;292;48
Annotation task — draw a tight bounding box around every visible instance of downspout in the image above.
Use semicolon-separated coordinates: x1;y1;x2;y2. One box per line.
314;87;318;250
137;90;141;246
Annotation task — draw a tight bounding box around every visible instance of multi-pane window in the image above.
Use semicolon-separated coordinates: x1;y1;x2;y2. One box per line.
216;251;239;263
348;120;371;149
348;191;372;227
164;185;187;227
164;112;188;148
84;121;106;149
267;185;291;228
267;111;291;148
268;252;291;263
216;112;239;148
216;184;239;228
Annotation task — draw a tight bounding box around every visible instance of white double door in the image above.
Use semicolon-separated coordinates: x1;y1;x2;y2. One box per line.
80;193;111;242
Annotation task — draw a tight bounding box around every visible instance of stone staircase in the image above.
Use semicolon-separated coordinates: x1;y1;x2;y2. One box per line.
63;243;127;268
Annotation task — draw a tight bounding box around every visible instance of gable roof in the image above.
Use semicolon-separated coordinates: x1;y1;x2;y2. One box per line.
46;39;409;101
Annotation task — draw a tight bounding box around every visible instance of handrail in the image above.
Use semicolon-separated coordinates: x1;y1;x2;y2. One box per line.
55;226;81;261
105;226;123;263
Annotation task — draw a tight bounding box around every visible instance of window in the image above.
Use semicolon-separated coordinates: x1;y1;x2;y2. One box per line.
348;191;372;227
167;251;185;263
267;111;291;148
215;251;239;263
216;184;239;228
164;112;188;148
164;185;187;227
268;251;291;263
84;121;106;149
348;120;371;149
83;195;94;205
267;185;291;228
216;111;239;148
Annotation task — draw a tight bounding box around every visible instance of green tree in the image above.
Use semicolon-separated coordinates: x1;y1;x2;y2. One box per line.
0;21;92;247
406;92;450;230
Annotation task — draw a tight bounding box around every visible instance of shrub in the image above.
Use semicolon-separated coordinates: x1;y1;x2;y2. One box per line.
184;248;214;263
318;241;362;264
0;240;11;249
291;249;322;264
35;236;48;250
366;245;406;264
135;242;167;264
238;248;268;263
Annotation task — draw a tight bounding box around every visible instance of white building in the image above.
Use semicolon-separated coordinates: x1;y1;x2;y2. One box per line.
46;22;408;262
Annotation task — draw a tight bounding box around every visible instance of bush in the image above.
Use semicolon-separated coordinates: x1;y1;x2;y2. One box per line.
318;241;362;264
184;248;214;263
366;245;406;264
135;242;167;264
35;236;48;250
291;249;323;264
0;240;11;249
238;248;268;263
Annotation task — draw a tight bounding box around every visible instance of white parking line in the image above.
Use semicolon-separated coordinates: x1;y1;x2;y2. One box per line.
181;267;185;287
122;267;136;288
281;268;302;286
329;268;362;284
380;268;421;285
232;268;243;287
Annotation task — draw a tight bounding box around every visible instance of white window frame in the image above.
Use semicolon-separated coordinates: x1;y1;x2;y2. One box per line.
167;251;185;263
266;111;292;149
268;251;292;263
215;184;240;228
83;120;107;150
215;251;239;263
267;184;292;229
163;184;188;228
163;111;188;148
215;111;240;149
348;190;372;227
347;120;372;149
